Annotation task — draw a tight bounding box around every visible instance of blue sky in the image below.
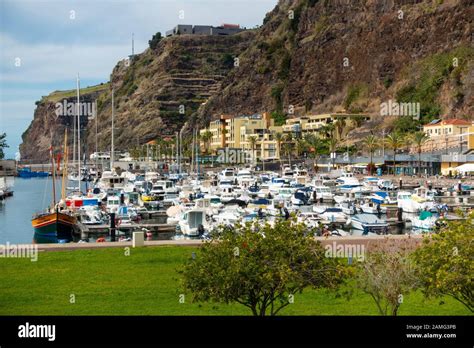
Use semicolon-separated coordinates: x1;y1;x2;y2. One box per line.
0;0;277;159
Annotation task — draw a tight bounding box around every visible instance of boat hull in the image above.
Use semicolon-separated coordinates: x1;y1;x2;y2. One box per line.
32;212;77;243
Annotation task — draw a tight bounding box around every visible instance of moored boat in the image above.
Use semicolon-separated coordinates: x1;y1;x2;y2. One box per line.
32;210;76;243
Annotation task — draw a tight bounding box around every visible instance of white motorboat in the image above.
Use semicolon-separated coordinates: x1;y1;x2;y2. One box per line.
177;208;210;237
362;177;380;192
219;168;236;182
314;207;348;224
410;211;438;231
276;187;294;200
336;201;358;215
106;195;121;213
335;172;361;190
297;211;321;228
282;166;294;180
291;190;310;206
312;186;334;202
397;189;436;213
349;214;388;234
359;200;387;214
97;170;127;190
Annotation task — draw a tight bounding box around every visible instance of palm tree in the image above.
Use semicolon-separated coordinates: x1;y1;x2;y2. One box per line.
410;131;430;176
319;123;336;140
248;135;258;165
363;134;379;175
295;137;307;158
273;132;284;162
305;133;324;173
328;138;338;169
335;116;347;140
200;130;213;155
283;133;294;166
385;133;404;175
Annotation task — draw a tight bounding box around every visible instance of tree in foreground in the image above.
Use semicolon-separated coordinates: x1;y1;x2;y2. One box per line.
181;218;347;316
412;211;473;312
355;238;420;316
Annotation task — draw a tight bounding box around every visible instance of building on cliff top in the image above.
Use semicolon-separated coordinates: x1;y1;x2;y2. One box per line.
165;24;245;37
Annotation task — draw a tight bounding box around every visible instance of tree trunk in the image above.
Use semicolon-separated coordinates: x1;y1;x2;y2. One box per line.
369;152;373;175
418;149;421;177
393;152;396;176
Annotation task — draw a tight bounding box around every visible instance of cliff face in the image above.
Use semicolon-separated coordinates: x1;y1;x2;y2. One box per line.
197;0;474;129
20;32;254;161
20;0;473;161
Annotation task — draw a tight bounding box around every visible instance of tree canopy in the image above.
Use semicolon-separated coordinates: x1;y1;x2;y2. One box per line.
412;211;474;312
181;218;347;316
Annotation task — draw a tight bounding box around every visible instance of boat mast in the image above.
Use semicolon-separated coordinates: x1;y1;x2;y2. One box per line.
72;102;76;176
175;132;178;174
111;88;115;170
50;145;57;208
191;130;195;175
95;100;98;169
76;74;81;191
61;130;68;200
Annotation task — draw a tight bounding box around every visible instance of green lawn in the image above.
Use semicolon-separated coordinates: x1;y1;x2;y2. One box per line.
0;246;470;316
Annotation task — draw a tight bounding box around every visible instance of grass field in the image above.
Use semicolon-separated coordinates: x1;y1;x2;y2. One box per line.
0;246;470;316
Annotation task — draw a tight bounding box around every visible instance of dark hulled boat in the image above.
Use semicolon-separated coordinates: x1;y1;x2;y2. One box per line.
32;210;77;243
32;139;78;244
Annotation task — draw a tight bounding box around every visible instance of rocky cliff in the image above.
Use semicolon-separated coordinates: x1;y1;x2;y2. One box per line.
197;0;473;131
20;32;254;161
20;0;473;161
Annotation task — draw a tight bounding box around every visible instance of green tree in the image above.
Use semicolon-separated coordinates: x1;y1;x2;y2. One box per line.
335;116;347;140
247;135;258;164
318;123;335;140
350;115;365;128
305;133;326;173
410;131;430;177
273;131;284;162
328;138;338;169
412;211;474;312
200;130;213;155
181;218;346;316
355;239;420;316
148;32;163;50
385;133;404;175
363;135;379;175
0;133;8;159
283;133;293;166
295;137;307;158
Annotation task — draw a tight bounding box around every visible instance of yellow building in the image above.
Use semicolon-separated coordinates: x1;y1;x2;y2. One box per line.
200;113;281;159
282;113;369;139
422;119;473;152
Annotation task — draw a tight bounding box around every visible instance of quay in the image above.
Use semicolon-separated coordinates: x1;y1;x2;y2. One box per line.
30;234;426;252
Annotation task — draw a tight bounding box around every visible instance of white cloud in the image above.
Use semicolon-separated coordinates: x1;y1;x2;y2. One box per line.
0;33;130;83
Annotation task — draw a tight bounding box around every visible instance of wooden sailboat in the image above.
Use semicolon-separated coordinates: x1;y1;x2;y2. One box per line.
32;139;77;243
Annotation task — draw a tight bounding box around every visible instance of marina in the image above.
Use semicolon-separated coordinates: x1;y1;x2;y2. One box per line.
1;165;472;245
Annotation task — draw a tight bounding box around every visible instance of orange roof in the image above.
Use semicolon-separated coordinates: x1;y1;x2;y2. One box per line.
146;140;157;145
424;119;472;127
